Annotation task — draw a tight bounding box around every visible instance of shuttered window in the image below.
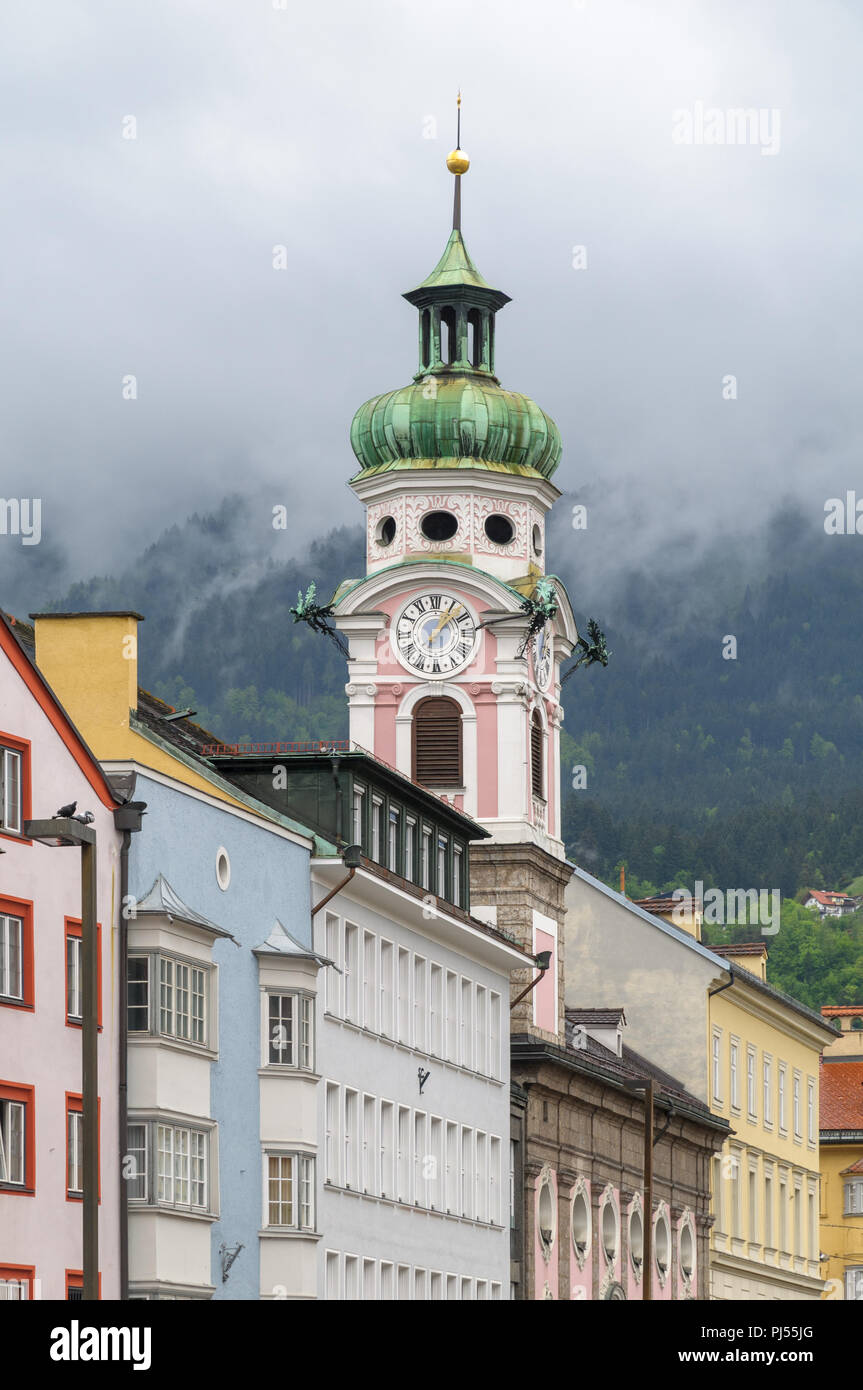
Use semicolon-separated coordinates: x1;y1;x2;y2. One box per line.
530;712;544;798
413;698;462;786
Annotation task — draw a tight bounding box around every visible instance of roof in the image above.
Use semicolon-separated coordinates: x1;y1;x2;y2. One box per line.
711;942;769;958
512;1030;728;1133
253;919;328;963
135;874;236;940
820;1058;863;1130
805;889;858;906
840;1156;863;1176
566;1007;626;1027
822;1005;863;1017
409;228;497;293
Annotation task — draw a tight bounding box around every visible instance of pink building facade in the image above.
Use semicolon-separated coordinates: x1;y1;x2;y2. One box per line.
0;614;122;1300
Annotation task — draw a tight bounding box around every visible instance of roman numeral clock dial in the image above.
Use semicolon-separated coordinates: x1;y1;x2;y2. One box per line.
395;593;478;676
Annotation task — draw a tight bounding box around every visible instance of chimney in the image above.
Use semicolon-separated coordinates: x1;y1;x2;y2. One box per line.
30;611;143;758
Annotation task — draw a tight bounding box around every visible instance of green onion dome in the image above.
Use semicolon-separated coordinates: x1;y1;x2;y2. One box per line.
349;228;561;480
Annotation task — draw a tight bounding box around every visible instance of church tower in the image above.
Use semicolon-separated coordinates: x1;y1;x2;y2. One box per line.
333;114;576;1042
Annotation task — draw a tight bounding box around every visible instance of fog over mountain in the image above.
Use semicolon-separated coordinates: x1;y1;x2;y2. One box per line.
2;0;862;615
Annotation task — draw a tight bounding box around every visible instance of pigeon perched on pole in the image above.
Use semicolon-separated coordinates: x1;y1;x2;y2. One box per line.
73;810;95;826
55;800;77;818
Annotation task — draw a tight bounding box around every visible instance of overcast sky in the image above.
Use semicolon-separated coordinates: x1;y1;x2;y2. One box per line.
1;0;861;610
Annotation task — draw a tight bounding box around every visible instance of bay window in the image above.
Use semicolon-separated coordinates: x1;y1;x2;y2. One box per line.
266;1153;315;1230
266;992;313;1068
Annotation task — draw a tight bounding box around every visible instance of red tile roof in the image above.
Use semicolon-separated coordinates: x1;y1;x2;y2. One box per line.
821;1059;863;1129
841;1156;863;1175
822;1006;863;1017
806;889;857;906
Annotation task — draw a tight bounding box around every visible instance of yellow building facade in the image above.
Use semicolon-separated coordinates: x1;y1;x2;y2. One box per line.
708;944;832;1300
818;1006;863;1301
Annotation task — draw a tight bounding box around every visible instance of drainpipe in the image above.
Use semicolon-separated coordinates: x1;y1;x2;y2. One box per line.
114;799;147;1301
708;966;735;1000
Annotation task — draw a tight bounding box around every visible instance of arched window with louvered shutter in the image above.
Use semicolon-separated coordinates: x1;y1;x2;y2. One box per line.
531;710;545;800
413;697;462;787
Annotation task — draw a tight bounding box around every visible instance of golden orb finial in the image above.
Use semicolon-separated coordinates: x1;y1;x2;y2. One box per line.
446;148;470;175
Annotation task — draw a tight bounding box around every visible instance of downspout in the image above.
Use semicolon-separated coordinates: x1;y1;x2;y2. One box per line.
708;967;735;999
114;797;147;1301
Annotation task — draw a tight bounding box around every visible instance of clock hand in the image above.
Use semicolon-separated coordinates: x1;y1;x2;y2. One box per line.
431;602;462;640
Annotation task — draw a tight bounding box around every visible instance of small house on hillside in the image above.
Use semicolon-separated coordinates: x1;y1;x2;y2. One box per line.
803;889;861;918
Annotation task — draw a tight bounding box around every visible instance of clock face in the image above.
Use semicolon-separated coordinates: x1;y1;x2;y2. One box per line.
533;627;553;690
395;593;477;676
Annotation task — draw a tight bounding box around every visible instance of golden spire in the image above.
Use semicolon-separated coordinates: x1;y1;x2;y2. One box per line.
446;90;470;175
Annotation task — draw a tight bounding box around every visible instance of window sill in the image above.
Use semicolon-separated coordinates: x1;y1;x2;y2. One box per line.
322;1181;504;1230
0;996;34;1012
257;1067;320;1081
128;1203;217;1223
0;831;32;846
128;1034;218;1062
0;1182;34;1196
258;1228;321;1241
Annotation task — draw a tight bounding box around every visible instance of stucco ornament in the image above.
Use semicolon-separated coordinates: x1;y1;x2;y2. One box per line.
290;582;348;655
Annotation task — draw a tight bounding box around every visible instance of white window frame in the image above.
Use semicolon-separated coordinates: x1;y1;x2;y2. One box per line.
344;924;359;1023
778;1063;787;1133
793;1070;802;1139
711;1029;721;1104
763;1055;773;1127
729;1039;740;1110
807;1077;816;1145
429;964;443;1057
148;1120;210;1211
362;931;376;1033
746;1046;757;1119
388;806;400;873
379;940;394;1038
67;1108;83;1196
413;956;427;1051
846;1267;863;1300
0;1098;25;1186
453;843;463;907
0;914;23;1003
126;1122;148;1200
0;747;22;834
352;783;365;848
405;815;416;881
130;952;209;1046
265;990;313;1069
371;795;383;863
265;1151;315;1230
845;1178;863;1216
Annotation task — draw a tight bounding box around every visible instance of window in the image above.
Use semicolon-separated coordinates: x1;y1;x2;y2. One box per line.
326;1251;339;1300
807;1078;816;1144
712;1030;721;1103
380;1101;394;1199
413;956;427;1051
445;971;458;1061
530;711;544;799
430;1116;443;1211
414;1112;426;1204
405;816;416;881
460;978;473;1069
429;964;442;1057
730;1040;740;1109
453;843;463;907
65;1273;84;1301
325;1083;339;1185
461;1128;474;1218
748;1168;758;1241
0;741;24;835
325;913;341;1017
129;954;207;1044
397;1106;411;1202
363;932;376;1031
344;1090;358;1189
845;1179;863;1215
446;1122;458;1213
779;1177;788;1252
475;1132;488;1222
846;1267;863;1300
793;1072;802;1139
654;1212;670;1280
344;1256;359;1299
126;1124;148;1200
397;948;410;1044
0;1267;33;1300
362;1095;376;1194
380;1262;394;1299
413;698;462;787
0;902;33;1011
0;1092;28;1188
344;924;359;1022
475;986;487;1076
67;1105;83;1198
65;918;102;1028
267;993;313;1068
371;797;383;863
379;940;394;1037
778;1064;787;1132
155;1123;208;1209
421;826;433;890
363;1259;376;1300
490;992;501;1080
747;1047;757;1118
352;784;365;847
388;807;400;873
809;1190;817;1258
437;835;448;899
763;1057;773;1126
764;1173;773;1248
267;1154;314;1229
490;1136;501;1226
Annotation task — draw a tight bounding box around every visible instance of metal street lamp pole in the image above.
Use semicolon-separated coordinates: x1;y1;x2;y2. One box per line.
625;1075;655;1301
25;817;99;1301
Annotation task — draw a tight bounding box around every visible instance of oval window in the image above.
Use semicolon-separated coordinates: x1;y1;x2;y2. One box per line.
484;513;514;546
375;515;396;546
655;1214;670;1276
571;1188;590;1258
538;1177;555;1253
601;1200;618;1263
216;847;231;892
532;523;543;556
421;510;459;542
680;1223;694;1279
